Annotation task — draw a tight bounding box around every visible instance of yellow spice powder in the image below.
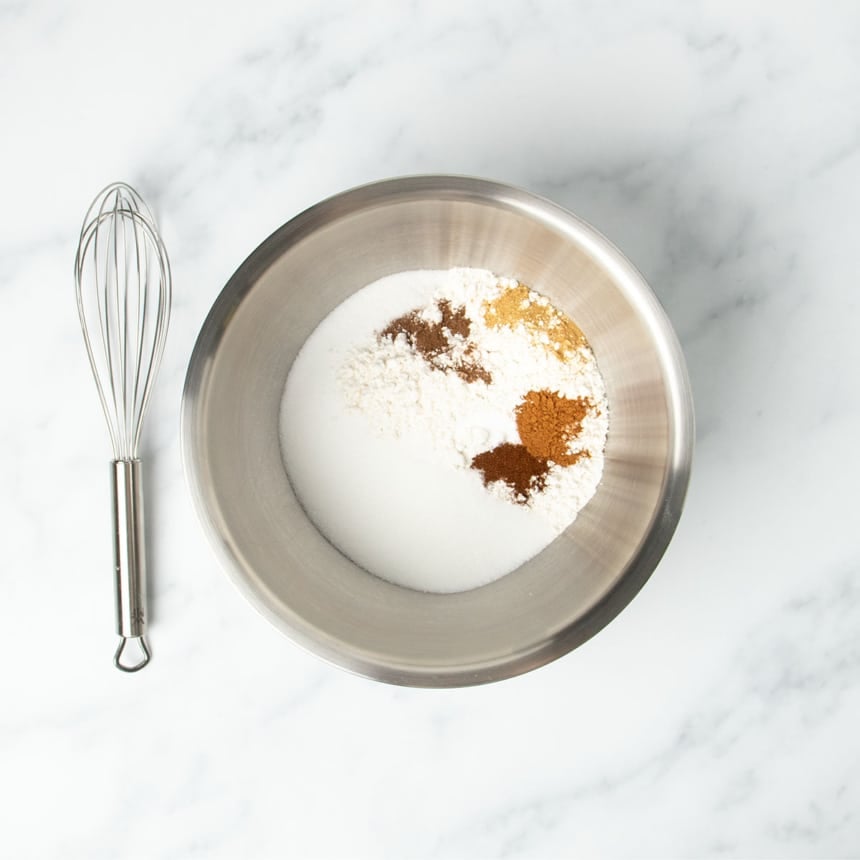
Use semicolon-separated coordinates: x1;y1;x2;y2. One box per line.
483;283;586;362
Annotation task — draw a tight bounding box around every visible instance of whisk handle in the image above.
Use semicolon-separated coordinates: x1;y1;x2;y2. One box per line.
111;459;150;671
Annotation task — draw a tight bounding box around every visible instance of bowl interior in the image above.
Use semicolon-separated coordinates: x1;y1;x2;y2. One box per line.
183;177;692;686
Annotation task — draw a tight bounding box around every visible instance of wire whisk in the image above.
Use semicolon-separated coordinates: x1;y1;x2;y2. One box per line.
74;182;172;672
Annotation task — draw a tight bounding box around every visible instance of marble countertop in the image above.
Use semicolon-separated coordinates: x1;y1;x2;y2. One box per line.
3;2;859;857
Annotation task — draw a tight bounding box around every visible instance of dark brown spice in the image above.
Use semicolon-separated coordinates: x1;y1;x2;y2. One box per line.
380;299;491;384
455;361;492;385
471;443;549;503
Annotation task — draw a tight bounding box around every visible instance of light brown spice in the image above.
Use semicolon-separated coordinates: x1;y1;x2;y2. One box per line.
483;283;586;361
381;300;492;384
515;389;592;466
470;443;549;503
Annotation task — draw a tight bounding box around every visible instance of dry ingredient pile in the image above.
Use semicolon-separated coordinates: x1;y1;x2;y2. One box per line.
280;268;608;593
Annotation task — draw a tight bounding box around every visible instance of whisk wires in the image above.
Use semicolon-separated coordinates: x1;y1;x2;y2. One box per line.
74;183;172;460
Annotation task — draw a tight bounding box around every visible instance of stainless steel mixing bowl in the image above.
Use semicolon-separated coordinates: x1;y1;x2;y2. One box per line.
182;176;694;687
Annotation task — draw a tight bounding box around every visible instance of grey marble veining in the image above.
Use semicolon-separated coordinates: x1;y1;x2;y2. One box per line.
1;1;859;857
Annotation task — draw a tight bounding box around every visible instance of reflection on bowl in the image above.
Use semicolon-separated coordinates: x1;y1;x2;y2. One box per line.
182;176;694;688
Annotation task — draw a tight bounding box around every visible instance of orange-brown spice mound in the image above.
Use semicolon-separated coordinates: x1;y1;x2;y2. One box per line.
515;390;593;466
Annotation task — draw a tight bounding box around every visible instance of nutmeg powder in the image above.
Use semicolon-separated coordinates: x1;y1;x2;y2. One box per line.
381;299;492;384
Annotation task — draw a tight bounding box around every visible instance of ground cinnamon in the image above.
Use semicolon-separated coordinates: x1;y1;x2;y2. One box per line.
515;389;592;465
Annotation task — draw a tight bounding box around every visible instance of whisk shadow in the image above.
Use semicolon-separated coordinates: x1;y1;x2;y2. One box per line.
139;439;166;633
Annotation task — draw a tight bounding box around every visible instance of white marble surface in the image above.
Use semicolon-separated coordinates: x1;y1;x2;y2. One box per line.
2;1;859;857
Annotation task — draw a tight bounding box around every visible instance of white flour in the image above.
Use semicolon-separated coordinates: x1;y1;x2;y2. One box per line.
280;268;608;593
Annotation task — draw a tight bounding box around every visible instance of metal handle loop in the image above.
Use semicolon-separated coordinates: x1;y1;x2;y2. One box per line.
114;635;151;672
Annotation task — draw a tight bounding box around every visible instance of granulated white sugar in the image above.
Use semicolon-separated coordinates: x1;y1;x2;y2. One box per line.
279;268;608;593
